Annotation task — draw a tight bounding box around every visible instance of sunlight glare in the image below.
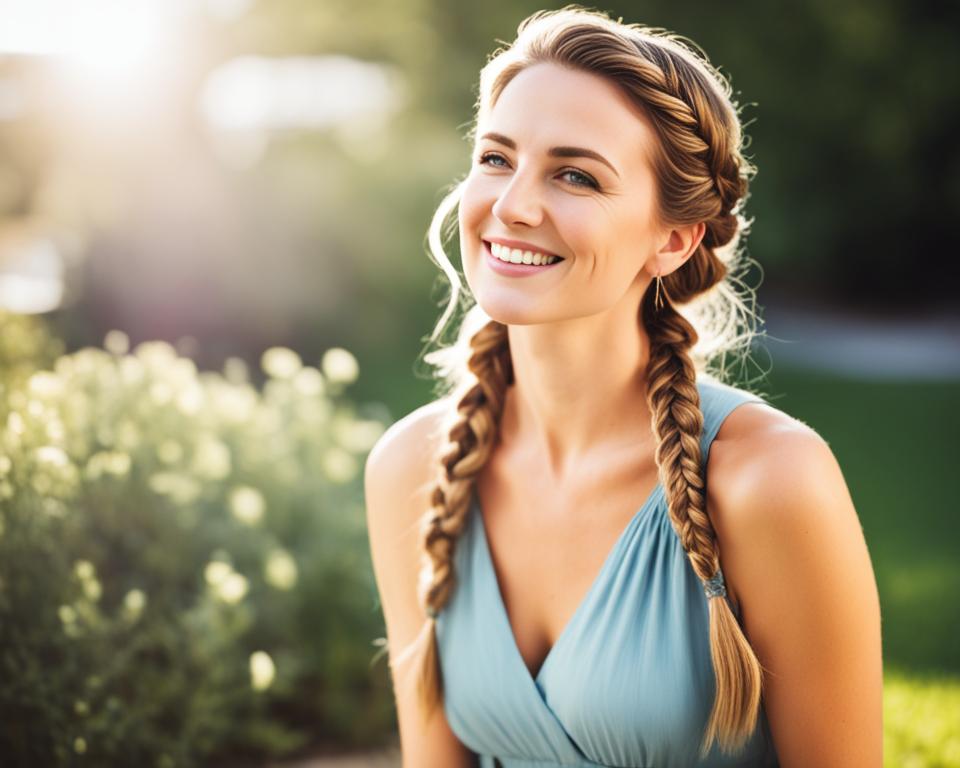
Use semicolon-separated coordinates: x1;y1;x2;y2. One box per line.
0;0;173;86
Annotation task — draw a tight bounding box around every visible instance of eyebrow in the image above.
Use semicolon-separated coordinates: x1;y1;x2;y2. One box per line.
479;131;620;179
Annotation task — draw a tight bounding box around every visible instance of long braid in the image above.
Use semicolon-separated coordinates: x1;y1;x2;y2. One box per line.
642;277;765;758
398;320;511;719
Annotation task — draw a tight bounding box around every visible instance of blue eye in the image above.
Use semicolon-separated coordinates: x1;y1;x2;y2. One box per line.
478;152;509;168
477;152;600;191
560;169;598;189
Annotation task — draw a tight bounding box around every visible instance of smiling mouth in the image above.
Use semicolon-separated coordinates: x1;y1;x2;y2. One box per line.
483;240;565;266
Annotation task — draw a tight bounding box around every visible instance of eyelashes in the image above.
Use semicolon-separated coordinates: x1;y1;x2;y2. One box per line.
476;151;600;191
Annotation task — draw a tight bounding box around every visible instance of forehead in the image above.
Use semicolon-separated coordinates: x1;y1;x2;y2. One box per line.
479;61;658;175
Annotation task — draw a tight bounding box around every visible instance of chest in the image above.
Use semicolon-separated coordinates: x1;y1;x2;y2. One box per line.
475;450;661;679
437;476;773;767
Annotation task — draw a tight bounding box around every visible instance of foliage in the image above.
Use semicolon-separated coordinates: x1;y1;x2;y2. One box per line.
884;669;960;767
0;312;395;767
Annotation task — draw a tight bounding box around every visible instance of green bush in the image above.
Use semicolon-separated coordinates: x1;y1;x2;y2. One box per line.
0;313;395;767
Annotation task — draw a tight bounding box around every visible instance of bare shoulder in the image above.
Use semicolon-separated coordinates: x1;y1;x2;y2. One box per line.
705;393;864;610
706;395;883;766
364;395;455;628
364;396;476;768
365;396;454;531
705;396;865;582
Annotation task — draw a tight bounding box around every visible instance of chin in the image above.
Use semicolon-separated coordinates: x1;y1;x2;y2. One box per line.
472;294;555;327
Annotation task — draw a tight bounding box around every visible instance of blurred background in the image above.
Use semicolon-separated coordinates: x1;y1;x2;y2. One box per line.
0;0;957;766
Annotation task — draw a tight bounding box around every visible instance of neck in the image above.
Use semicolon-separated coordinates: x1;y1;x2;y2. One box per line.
499;274;657;481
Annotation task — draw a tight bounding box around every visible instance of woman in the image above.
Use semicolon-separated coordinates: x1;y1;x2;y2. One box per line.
365;6;882;767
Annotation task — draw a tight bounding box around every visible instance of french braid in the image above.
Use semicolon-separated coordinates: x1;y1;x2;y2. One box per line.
392;321;512;714
642;273;765;758
397;5;769;760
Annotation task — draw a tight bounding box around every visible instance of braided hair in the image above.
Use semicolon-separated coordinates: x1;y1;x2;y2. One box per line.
396;5;768;759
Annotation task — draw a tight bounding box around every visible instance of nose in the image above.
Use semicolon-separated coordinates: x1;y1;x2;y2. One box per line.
491;164;544;228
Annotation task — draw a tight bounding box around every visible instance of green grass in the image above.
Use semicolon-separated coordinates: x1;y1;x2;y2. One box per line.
884;669;960;767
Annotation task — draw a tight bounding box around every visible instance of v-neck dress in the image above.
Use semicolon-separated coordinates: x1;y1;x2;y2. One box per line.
434;376;781;767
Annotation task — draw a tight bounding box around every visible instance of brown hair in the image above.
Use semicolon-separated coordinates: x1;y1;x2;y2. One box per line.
392;5;769;759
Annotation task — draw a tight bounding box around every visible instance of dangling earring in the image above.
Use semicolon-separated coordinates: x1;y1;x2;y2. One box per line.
654;270;665;311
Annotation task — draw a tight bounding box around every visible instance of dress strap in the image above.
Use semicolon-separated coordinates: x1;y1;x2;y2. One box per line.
697;376;768;466
695;376;768;619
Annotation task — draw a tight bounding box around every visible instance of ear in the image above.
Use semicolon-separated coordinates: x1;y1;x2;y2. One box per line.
645;221;706;278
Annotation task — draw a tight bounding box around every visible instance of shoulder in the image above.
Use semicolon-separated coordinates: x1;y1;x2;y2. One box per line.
704;392;883;763
707;390;854;534
365;396;454;515
364;398;452;668
365;401;482;766
364;396;455;571
704;388;828;518
704;392;858;611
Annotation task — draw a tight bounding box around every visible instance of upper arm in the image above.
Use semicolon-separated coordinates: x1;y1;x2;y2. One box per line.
364;399;478;768
709;410;883;768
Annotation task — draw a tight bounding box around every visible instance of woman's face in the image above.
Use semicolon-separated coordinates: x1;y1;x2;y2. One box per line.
459;61;667;325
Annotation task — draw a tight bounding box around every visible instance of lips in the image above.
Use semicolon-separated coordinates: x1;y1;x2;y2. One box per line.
482;240;566;277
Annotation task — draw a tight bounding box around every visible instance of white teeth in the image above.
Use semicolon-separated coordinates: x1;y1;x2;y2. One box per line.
489;242;560;265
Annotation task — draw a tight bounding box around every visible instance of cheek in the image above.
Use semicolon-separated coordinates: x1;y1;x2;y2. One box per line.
458;174;488;236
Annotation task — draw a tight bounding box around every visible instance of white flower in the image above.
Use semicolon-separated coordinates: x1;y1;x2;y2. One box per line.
148;472;201;505
119;356;144;385
85;451;131;480
135;341;177;370
44;418;65;442
82;579;102;602
249;651;276;691
27;371;64;398
104;330;130;355
175;383;205;415
210;383;256;423
293;366;325;397
229;485;265;526
6;412;25;437
35;445;69;468
191;435;231;480
168;358;198;390
74;560;95;581
322;447;358;483
321;347;359;384
123;589;146;619
264;548;298;590
216;572;248;604
204;561;232;586
149;380;173;406
261;347;302;380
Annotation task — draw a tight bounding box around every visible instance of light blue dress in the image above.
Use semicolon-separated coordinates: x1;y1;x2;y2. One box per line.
435;376;781;767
